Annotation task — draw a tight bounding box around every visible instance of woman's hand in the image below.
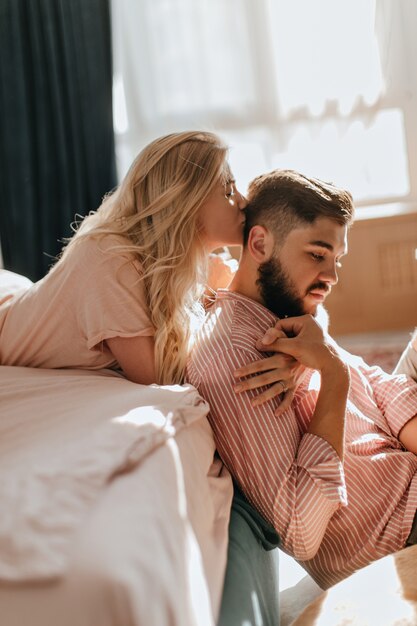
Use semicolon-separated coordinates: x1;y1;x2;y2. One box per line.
233;325;304;416
203;250;239;309
207;249;238;289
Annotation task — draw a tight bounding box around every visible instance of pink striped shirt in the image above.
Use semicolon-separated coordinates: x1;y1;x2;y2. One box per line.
186;290;417;588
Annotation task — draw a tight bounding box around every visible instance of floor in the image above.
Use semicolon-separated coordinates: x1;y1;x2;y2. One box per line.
335;328;412;372
279;551;308;591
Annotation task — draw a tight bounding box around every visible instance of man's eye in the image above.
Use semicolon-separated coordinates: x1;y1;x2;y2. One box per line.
310;253;324;261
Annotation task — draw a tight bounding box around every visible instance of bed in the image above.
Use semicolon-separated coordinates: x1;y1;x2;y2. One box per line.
0;364;235;625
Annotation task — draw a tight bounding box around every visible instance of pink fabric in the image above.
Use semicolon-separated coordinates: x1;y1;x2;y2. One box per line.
0;269;33;305
0;365;233;625
0;235;154;369
187;289;417;589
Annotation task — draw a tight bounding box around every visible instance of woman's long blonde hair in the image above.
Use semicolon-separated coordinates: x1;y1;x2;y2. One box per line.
62;131;230;384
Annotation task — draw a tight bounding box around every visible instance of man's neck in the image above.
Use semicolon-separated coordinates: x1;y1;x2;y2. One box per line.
228;256;264;306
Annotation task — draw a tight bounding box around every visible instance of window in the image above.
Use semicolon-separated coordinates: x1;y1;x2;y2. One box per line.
112;0;417;209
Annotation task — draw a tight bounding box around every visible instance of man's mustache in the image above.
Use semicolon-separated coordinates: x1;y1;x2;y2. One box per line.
307;282;331;295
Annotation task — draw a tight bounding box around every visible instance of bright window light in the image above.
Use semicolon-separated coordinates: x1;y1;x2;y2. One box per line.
225;109;409;203
268;0;383;117
112;74;128;134
112;0;415;206
270;109;409;204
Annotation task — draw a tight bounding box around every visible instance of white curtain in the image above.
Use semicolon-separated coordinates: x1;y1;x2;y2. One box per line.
111;0;417;208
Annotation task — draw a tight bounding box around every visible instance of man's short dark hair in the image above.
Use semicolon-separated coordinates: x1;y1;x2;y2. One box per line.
243;169;355;246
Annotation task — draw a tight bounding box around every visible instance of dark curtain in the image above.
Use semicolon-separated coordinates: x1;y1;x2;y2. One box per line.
0;0;116;281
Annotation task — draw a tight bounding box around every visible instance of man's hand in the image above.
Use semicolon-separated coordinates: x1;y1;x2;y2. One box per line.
233;315;335;415
258;315;341;373
258;315;350;460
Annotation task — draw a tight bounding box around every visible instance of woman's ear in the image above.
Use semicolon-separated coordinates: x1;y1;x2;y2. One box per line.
247;225;274;263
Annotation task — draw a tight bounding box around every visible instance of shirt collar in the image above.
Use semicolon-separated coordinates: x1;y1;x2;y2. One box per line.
215;289;278;328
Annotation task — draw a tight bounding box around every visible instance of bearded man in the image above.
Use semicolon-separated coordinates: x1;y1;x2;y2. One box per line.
186;169;417;590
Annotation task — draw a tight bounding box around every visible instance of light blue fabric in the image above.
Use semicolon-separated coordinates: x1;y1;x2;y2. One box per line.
217;488;280;626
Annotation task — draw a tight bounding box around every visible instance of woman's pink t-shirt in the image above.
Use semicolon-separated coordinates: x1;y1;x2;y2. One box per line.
0;234;154;369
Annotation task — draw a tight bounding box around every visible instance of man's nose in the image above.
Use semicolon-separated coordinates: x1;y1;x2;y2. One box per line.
320;261;339;285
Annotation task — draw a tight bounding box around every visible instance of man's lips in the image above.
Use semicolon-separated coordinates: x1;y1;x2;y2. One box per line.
308;289;330;301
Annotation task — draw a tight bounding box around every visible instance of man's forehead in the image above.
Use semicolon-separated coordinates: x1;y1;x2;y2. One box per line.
285;217;348;253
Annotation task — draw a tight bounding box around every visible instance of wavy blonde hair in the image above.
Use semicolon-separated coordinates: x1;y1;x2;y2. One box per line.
62;131;230;384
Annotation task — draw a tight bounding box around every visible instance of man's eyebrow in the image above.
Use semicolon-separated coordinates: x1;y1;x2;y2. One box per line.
308;239;334;251
308;239;347;255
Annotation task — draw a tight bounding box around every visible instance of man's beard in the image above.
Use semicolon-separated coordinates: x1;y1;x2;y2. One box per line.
257;258;305;319
257;258;328;320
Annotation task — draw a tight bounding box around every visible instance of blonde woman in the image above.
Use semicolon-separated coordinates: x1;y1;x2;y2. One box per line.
0;131;296;401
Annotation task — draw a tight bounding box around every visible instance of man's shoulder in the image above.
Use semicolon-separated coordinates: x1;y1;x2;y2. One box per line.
202;293;271;351
188;293;274;380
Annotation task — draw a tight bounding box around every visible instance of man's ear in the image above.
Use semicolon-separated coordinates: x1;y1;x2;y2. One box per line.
247;225;274;263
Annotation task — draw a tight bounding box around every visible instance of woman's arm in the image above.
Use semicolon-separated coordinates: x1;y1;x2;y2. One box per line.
107;252;236;385
105;335;157;385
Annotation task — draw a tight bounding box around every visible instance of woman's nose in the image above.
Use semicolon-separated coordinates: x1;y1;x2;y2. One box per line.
237;191;247;210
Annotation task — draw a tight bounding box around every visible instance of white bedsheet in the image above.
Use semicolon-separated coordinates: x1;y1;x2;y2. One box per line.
0;365;233;626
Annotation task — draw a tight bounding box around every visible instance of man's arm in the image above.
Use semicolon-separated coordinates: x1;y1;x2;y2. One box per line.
357;352;417;453
197;315;349;561
271;316;350;460
393;329;417;381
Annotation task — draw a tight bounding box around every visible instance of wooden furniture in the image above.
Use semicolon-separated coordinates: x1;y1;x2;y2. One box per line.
326;205;417;335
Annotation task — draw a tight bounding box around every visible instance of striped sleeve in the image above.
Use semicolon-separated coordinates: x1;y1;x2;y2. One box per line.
362;365;417;437
197;347;347;561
